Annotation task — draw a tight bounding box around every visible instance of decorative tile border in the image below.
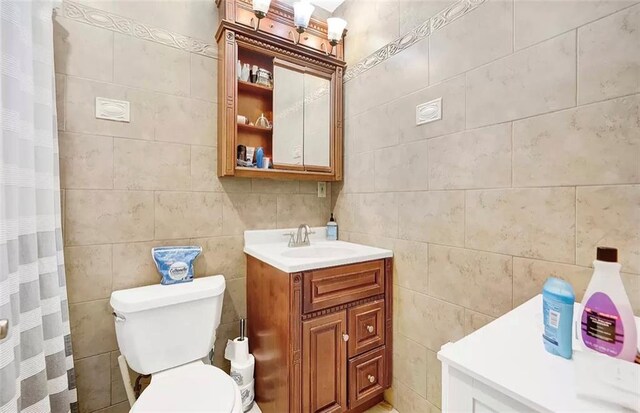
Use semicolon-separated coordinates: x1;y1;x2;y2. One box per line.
61;1;217;58
343;0;486;83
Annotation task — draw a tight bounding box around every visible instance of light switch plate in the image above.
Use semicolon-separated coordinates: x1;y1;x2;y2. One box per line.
317;182;327;198
96;97;130;122
416;97;442;125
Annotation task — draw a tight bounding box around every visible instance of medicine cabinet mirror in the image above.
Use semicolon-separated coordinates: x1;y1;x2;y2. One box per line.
216;0;345;181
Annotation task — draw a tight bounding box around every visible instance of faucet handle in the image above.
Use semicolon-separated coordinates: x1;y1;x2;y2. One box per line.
283;231;296;247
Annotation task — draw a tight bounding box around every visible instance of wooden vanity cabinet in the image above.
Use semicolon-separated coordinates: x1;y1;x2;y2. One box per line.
246;256;393;413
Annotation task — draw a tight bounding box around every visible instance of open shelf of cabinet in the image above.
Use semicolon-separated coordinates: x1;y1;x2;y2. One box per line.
237;123;273;134
238;80;273;95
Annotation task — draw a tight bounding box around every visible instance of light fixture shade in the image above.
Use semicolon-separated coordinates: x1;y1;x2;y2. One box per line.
252;0;271;14
293;1;315;29
327;17;347;42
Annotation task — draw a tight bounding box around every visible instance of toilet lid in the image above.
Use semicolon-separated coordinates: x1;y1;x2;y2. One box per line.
131;363;237;413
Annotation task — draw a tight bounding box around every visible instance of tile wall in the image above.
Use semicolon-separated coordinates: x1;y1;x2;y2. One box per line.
53;2;331;412
332;0;640;412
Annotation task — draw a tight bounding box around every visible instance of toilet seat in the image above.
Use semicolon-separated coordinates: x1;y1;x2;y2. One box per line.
131;362;242;413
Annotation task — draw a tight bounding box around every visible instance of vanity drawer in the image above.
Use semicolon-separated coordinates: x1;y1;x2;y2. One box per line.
347;300;385;357
348;346;386;409
303;260;385;313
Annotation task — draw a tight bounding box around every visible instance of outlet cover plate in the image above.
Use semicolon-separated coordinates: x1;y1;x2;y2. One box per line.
317;182;327;198
96;97;130;122
416;97;442;125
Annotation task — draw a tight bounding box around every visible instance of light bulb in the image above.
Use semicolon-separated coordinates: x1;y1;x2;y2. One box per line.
293;0;315;30
327;17;347;43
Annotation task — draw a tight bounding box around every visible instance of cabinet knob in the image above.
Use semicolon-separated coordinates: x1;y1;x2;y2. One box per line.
342;333;349;342
368;374;375;383
366;325;374;333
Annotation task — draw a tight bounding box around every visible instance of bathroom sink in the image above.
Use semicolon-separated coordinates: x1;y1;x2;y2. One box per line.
280;246;356;259
243;228;393;273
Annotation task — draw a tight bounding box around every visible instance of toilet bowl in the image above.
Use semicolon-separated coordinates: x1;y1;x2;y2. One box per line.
110;275;241;413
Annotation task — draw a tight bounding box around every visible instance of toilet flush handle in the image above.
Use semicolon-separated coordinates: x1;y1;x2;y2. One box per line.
112;312;126;322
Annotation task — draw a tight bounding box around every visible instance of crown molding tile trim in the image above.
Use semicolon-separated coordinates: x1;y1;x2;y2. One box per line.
343;0;486;83
62;1;218;58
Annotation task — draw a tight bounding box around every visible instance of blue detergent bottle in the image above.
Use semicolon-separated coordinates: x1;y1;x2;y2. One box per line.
542;277;576;359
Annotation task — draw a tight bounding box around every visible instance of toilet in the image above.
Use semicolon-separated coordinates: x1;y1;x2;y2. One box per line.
110;275;243;413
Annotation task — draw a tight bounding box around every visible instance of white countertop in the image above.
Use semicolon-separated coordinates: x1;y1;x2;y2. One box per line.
243;227;393;273
438;295;640;412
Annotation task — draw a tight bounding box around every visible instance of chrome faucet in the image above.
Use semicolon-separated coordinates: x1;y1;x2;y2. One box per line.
283;224;315;247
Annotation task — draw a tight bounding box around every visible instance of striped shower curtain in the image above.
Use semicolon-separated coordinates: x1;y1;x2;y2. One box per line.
0;1;77;412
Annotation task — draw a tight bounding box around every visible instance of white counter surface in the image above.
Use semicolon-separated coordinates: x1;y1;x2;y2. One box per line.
243;227;393;273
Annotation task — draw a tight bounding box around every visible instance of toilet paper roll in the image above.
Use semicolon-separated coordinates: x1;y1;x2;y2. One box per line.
239;380;255;412
230;355;255;387
224;337;249;363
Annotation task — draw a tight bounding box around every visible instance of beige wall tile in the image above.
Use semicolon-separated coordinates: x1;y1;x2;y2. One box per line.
110;352;128;405
514;95;639;186
113;139;190;190
577;185;640;273
351;104;395;154
390;75;466;144
463;309;495;335
514;0;635;50
466;188;576;263
277;194;330;229
65;190;154;245
426;350;442;409
334;0;400;66
345;38;429;116
466;32;576;128
348;233;394;250
55;74;65;131
222;193;277;235
429;245;513;317
54;16;113;82
394;334;428;398
354;193;399;238
393;380;439;413
94;402;130;413
65;245;112;304
399;0;450;32
154;94;217;146
622;273;640;315
190;54;217;102
192;236;246;280
375;141;429;192
428;123;512;190
59;132;114;190
578;5;640;105
155;192;223;239
252;180;299;194
344;152;375;193
300;181;327;194
396;287;465;352
393;239;429;294
430;0;513;84
70;299;118;359
513;258;593;306
113;34;190;95
220;277;246;324
75;353;111;413
331;192;357;234
111;239;189;291
65;77;155;140
191;146;251;193
398;191;465;246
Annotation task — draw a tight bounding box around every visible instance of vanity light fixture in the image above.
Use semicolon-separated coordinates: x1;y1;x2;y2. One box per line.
251;0;271;30
291;0;315;44
324;17;347;56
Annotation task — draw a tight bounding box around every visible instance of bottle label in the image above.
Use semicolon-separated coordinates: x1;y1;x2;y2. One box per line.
581;292;624;356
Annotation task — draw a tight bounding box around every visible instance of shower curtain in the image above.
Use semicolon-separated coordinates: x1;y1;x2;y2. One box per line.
0;1;78;412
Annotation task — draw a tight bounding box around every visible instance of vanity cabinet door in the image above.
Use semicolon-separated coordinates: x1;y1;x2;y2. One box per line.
303;311;347;413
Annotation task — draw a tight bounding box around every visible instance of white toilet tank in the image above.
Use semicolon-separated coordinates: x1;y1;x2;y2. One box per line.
110;275;225;375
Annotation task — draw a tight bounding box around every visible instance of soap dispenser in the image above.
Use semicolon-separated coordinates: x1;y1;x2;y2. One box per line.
326;213;338;241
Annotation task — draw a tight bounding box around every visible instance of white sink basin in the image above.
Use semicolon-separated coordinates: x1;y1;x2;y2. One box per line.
281;246;356;259
243;228;393;273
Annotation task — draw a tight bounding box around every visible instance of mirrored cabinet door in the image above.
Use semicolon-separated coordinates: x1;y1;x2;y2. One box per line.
273;61;304;168
303;72;331;170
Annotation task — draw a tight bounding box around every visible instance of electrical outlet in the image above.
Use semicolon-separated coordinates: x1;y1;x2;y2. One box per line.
317;182;327;198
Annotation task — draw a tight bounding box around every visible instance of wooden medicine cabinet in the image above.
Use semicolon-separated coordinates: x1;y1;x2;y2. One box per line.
216;0;345;181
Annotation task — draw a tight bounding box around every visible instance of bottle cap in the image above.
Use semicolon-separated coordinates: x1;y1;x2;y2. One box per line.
596;247;617;263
